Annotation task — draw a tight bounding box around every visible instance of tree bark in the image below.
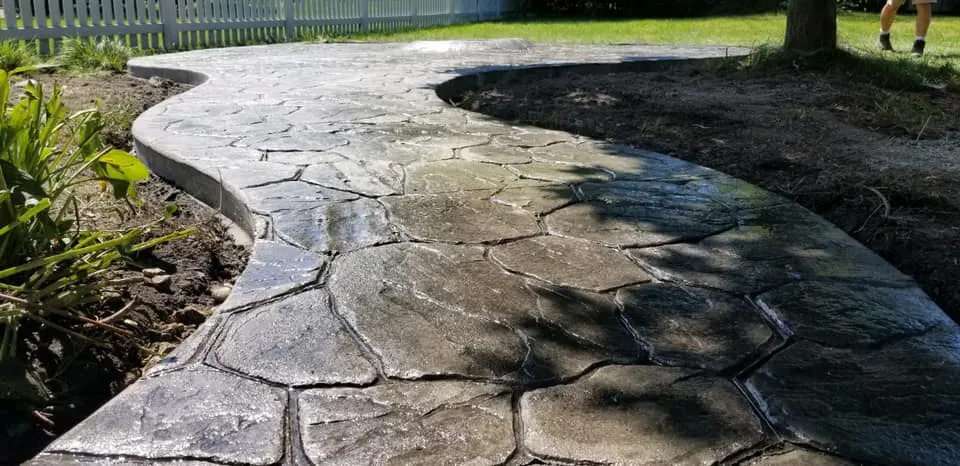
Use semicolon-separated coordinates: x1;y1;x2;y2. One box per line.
784;0;837;52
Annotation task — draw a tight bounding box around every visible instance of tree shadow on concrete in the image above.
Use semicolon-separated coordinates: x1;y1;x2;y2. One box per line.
422;58;960;464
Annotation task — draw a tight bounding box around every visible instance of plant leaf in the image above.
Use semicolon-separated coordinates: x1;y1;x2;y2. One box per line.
94;149;149;199
98;150;149;182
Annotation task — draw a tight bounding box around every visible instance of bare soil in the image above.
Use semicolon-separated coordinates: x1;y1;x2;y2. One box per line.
1;73;249;464
458;63;960;323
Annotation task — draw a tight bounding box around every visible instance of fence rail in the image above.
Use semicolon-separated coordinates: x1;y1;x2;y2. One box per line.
0;0;523;53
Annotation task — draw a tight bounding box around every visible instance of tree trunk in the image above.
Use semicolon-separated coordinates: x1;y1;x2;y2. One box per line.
784;0;837;52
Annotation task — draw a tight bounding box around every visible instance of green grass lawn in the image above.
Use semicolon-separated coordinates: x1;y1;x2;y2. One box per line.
352;12;960;58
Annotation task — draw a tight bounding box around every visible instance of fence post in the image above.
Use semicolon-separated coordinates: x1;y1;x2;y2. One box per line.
284;0;294;40
360;0;369;33
2;0;16;34
448;0;455;24
160;0;179;50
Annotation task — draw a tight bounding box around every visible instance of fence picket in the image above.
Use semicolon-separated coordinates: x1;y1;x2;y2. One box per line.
123;0;135;27
49;0;63;31
254;0;263;42
190;0;200;47
2;0;16;34
212;0;222;46
117;0;127;25
0;0;515;54
89;0;102;26
101;0;114;25
236;0;246;44
31;0;49;52
200;0;210;46
135;0;147;47
64;0;77;30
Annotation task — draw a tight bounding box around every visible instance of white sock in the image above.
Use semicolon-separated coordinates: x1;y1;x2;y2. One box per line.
916;35;926;41
881;30;891;35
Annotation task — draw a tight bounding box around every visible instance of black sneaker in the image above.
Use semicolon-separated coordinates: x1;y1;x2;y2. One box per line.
911;39;926;57
878;33;894;51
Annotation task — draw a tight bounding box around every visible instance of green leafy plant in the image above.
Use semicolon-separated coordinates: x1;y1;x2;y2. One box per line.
59;38;133;73
0;41;38;72
0;68;190;403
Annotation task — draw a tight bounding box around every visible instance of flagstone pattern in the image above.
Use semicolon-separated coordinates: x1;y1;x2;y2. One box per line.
31;41;960;465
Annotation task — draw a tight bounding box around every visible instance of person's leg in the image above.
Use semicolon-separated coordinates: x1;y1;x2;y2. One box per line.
879;0;904;51
912;1;934;56
915;3;932;37
881;0;902;32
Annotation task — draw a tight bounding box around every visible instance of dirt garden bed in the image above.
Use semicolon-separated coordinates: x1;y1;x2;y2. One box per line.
1;73;248;464
457;60;960;324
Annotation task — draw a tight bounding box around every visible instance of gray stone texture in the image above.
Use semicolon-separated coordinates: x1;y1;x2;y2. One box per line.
745;449;855;466
490;236;651;291
246;129;349;152
243;181;358;213
617;283;773;370
521;365;764;464
382;191;539;243
460;143;532;164
507;161;614;183
299;381;514;465
746;327;960;465
629;219;912;294
273;198;396;253
405;159;516;193
329;243;642;383
300;160;403;197
490;183;575;215
45;370;285;464
28;455;219;465
756;281;950;348
218;240;325;311
547;180;750;247
493;130;571;147
42;41;957;465
215;289;377;385
265;150;346;165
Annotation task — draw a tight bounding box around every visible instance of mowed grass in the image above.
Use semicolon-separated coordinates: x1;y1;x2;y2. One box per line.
351;12;960;58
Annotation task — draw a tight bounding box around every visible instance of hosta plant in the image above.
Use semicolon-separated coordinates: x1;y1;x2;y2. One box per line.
0;67;190;404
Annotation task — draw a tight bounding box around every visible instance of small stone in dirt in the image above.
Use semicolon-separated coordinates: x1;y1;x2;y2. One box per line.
142;267;166;278
174;306;207;325
210;284;233;303
145;274;173;292
148;76;172;88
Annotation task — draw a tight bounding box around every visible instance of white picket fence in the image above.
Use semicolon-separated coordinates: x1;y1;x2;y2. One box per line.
0;0;525;53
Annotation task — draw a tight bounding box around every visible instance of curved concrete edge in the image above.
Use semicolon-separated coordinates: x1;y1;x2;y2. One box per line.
29;44;960;466
128;62;256;238
129;63;210;87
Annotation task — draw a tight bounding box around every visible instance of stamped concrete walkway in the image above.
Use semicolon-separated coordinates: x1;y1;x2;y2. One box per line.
30;41;960;465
